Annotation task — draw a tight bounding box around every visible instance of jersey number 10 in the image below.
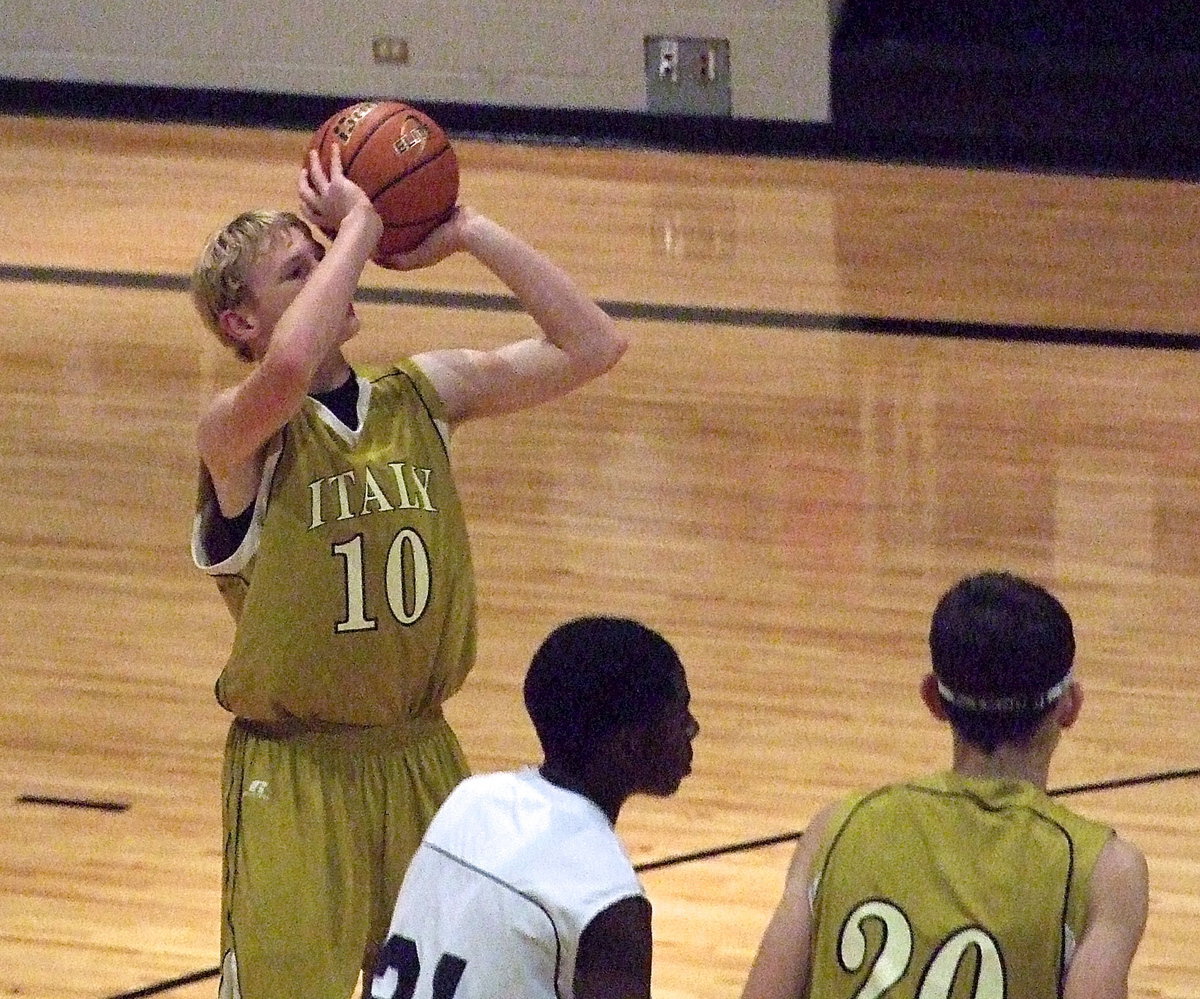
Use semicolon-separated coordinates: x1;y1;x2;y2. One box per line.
333;530;432;632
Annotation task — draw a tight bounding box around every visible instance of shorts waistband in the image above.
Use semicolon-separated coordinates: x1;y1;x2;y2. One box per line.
234;711;448;748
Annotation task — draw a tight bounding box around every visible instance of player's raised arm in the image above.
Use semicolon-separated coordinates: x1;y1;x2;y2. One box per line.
378;206;630;424
193;146;380;513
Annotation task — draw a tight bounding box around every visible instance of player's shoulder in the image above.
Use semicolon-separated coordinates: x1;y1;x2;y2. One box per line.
439;769;518;806
1095;833;1148;884
1086;833;1149;935
432;769;544;822
361;358;451;419
781;798;850;881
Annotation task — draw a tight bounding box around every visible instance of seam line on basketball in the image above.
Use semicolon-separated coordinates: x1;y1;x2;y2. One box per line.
343;105;406;183
370;144;455;204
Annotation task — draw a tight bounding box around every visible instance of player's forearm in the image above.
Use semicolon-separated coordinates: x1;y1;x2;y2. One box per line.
270;205;382;371
462;214;628;371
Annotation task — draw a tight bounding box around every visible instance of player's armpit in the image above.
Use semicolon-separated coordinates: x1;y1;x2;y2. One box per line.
574;895;653;999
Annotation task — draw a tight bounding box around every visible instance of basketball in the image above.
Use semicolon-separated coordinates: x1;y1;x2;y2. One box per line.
306;100;459;255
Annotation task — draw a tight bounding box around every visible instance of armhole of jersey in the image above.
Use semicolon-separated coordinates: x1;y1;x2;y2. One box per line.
1062;824;1114;970
808;792;879;913
191;436;285;575
578;830;648;926
393;357;452;453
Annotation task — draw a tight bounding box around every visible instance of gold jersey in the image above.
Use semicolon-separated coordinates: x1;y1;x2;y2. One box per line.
193;360;475;726
807;771;1112;999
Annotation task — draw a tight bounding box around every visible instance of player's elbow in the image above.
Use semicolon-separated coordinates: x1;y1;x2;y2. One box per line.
586;321;631;377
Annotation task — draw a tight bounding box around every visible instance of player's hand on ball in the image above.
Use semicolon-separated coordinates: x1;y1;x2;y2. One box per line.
374;205;471;271
299;145;375;235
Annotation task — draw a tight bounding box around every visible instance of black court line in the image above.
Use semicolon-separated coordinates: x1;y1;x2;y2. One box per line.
5;261;1200;350
102;764;1199;998
16;793;130;812
105;967;218;999
635;765;1200;872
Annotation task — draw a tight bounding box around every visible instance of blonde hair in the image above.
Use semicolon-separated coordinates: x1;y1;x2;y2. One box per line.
190;209;311;361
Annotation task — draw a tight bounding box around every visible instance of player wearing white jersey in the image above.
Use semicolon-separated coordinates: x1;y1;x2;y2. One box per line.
371;616;699;999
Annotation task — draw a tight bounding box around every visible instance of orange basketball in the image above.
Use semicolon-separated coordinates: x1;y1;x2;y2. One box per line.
306;100;459;255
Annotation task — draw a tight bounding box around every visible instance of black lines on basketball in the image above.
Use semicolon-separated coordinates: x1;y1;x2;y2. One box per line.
306;101;460;255
374;142;455;204
340;105;402;187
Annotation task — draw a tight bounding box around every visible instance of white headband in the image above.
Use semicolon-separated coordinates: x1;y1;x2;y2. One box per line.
936;672;1073;713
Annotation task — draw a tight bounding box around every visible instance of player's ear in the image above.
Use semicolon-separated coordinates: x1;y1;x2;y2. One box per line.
920;673;949;721
1055;680;1083;729
219;308;258;351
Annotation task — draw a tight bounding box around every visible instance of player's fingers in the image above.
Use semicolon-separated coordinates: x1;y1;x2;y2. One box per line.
298;165;318;203
298;195;321;224
307;149;330;192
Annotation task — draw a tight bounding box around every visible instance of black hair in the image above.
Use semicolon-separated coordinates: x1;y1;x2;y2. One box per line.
524;616;682;768
929;571;1074;753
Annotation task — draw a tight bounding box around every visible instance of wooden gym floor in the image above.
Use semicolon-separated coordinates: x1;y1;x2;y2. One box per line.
1;113;1198;998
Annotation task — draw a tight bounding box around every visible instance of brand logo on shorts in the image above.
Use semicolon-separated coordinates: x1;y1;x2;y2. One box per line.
243;779;270;800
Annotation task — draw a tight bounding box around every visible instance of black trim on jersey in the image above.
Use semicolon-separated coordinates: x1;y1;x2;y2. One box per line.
902;782;1076;997
421;841;567;998
222;731;251;999
310;372;361;431
377;367;451;460
815;784;892;892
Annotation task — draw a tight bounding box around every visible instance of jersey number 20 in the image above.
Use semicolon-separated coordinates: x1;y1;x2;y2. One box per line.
841;900;1006;999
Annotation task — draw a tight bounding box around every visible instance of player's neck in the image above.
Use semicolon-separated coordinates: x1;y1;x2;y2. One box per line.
310;352;353;394
950;739;1054;788
538;762;624;825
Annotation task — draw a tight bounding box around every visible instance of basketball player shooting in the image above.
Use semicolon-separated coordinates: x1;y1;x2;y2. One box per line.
188;113;629;999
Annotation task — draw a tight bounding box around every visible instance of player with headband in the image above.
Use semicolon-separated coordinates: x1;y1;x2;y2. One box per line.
742;570;1149;999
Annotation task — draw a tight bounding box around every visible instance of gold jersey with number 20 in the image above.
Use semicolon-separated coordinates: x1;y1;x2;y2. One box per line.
806;771;1112;999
